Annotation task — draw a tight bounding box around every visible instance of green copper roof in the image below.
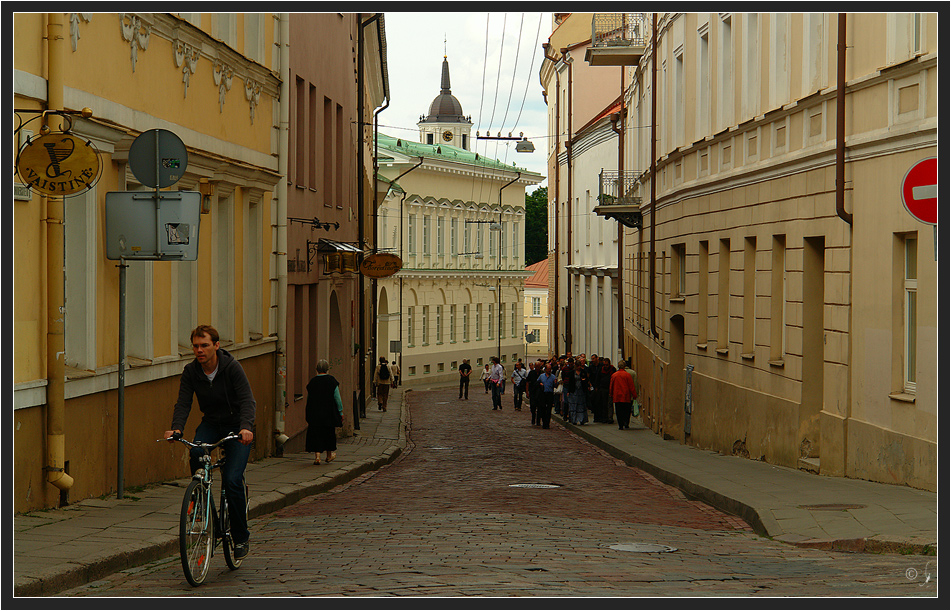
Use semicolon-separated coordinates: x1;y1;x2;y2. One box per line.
375;132;539;176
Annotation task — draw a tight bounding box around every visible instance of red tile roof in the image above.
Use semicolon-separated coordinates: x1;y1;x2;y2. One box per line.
525;258;549;288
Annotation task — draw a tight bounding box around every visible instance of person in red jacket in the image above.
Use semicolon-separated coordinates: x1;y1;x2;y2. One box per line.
609;359;637;430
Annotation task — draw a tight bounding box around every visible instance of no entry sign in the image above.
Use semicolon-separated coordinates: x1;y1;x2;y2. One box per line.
901;157;937;225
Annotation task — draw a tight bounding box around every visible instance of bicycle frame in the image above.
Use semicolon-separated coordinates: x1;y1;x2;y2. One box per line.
163;432;242;586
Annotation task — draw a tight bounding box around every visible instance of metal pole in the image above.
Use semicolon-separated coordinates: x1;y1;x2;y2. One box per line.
117;257;127;499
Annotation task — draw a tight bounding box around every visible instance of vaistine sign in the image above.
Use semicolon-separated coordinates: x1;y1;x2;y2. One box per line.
360;252;403;278
16;133;102;197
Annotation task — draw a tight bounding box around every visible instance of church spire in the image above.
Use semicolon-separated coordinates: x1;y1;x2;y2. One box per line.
440;54;452;95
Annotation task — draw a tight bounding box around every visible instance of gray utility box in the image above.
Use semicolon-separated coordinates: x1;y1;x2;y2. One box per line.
105;191;201;261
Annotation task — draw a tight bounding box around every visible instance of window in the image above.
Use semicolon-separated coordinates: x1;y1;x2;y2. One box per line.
407;306;415;346
451;218;458;255
511;303;517;339
903;236;918;392
463;304;470;341
450;304;456;342
422;305;429;345
672;243;686;299
436;305;443;343
698;26;710;138
488;303;494;340
476;304;482;340
719;14;733;130
423;215;431;255
717;239;730;353
742;237;756;358
770;235;787;364
698;240;709;346
532;297;541;316
408;214;416;255
437;217;445;255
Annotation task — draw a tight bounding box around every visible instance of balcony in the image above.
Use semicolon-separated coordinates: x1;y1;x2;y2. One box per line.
585;13;649;67
594;170;643;229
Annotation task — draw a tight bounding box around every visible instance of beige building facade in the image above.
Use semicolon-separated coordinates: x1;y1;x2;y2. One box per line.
523;258;551;358
558;12;937;491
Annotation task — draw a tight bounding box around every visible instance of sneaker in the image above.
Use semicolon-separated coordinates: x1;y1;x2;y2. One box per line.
233;539;249;560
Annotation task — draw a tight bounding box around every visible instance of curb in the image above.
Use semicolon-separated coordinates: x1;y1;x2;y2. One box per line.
14;398;409;598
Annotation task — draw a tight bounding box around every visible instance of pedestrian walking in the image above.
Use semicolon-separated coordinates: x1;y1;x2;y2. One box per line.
525;361;541;424
537;363;559;429
481;364;492;394
511;361;529;411
458;359;472;399
569;360;592;424
489;357;504;410
305;359;343;464
596;357;616;423
390;360;401;387
610;359;637;430
373;357;392;411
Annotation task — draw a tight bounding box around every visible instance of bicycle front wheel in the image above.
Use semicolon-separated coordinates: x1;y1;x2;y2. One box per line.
180;479;214;586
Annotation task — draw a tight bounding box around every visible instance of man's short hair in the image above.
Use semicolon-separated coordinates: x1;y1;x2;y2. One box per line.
191;325;220;344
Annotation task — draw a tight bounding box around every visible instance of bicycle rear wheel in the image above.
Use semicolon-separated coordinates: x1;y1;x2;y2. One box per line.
180;479;214;586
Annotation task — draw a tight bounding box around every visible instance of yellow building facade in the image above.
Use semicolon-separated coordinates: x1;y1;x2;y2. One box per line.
553;13;937;491
14;13;282;512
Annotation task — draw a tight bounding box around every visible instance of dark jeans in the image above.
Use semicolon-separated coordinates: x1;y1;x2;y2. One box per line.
459;377;469;398
513;383;525;409
491;382;502;409
528;390;539;423
190;421;251;544
539;392;554;428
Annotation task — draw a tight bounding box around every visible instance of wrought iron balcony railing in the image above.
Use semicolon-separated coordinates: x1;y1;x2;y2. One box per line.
595;170;643;229
586;13;649;66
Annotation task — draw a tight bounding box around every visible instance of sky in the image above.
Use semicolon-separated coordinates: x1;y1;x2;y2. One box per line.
380;11;552;192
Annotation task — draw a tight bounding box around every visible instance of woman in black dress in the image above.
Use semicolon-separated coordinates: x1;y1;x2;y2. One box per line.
305;359;343;464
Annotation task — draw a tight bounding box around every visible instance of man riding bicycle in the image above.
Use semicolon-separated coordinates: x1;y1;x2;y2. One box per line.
164;325;255;561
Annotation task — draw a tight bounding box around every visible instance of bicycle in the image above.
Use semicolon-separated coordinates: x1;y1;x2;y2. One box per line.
161;431;249;586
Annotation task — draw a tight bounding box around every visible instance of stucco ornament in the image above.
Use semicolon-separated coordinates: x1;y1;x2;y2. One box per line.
119;14;151;72
174;42;200;98
245;78;262;123
213;60;234;113
69;13;92;52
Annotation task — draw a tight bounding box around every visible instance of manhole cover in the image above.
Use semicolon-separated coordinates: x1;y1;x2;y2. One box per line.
508;483;561;489
798;504;867;511
610;543;677;553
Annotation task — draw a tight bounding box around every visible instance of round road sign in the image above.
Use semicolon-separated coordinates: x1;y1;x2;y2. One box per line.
129;128;188;189
900;157;937;225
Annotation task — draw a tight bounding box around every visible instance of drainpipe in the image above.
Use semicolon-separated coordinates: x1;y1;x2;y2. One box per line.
649;12;658;339
45;12;73;495
610;107;624;361
542;43;561;355
835;13;852;226
370;15;389;383
563;48;574;354
274;13;290;448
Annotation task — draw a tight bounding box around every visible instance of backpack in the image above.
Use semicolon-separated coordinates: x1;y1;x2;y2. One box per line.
379;363;390;380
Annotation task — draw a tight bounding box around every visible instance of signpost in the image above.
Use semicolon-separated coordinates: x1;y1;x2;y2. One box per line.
107;128;196;498
900;157;937;261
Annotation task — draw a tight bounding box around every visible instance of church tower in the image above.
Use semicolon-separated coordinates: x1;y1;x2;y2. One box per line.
417;53;473;150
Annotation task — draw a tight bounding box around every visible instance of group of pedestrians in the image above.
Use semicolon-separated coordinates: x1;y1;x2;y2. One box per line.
457;353;639;431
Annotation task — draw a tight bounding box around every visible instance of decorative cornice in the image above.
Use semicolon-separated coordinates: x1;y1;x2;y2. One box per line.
245;78;262;124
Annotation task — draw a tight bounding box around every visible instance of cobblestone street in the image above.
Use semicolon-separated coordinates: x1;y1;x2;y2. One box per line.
62;387;937;597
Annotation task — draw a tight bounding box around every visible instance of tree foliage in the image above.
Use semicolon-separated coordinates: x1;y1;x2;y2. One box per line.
524;186;548;266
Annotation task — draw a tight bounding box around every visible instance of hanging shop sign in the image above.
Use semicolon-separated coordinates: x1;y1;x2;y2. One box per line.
360;252;403;278
16;132;102;197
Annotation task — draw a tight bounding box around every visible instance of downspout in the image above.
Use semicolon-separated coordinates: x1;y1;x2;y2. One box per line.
610;105;624;361
649;12;658;339
542;43;561;355
836;13;852;226
564;48;573;354
370;16;390;383
45;12;73;495
274;13;290;447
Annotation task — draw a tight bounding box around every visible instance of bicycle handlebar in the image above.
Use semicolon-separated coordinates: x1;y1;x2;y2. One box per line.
158;432;242;450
